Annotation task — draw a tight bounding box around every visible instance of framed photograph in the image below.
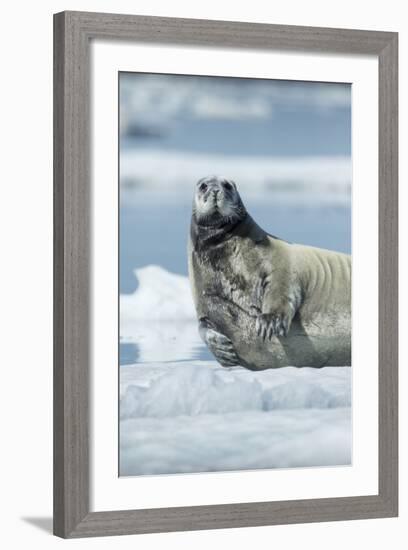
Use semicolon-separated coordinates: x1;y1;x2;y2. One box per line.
53;11;398;538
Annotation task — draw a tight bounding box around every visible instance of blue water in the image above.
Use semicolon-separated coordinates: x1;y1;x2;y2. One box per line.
119;74;352;366
120;194;351;294
120;342;140;365
119;194;351;366
120;74;351;157
121;107;351;157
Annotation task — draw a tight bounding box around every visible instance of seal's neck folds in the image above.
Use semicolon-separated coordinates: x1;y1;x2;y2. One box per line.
191;212;267;250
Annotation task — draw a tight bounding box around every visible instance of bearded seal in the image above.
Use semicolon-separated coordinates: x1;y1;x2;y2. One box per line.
188;175;351;370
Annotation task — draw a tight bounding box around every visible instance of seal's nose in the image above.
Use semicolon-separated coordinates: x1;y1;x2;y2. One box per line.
213;189;220;199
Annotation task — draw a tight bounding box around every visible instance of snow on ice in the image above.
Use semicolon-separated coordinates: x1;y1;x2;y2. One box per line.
120;266;352;476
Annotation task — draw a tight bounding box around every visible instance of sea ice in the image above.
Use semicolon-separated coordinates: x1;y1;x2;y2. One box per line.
119;266;352;476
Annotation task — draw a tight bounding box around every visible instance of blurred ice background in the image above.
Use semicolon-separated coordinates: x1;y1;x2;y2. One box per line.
119;73;352;476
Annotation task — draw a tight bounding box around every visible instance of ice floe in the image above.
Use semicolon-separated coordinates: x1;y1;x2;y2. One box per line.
119;267;351;476
120;150;351;203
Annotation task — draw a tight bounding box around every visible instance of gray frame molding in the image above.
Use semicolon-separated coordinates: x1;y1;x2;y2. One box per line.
53;11;398;538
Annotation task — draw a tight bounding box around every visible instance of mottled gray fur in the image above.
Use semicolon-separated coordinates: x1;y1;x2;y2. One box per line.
188;175;351;370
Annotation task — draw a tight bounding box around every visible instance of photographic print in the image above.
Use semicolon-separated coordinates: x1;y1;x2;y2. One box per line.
119;72;352;477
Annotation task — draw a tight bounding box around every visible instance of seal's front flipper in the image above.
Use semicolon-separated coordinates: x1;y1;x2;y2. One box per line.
254;274;300;339
198;317;240;367
256;311;292;339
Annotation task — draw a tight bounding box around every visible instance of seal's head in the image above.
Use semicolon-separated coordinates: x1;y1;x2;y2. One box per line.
193;175;246;227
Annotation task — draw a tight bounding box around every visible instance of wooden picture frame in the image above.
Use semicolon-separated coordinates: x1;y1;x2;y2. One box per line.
53;10;398;538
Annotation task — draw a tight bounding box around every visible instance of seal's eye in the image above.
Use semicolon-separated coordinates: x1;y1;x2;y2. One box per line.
199;183;208;192
223;181;233;191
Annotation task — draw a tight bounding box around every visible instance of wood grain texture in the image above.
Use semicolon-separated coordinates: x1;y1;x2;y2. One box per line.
64;10;395;53
53;10;398;538
378;35;398;513
53;11;90;537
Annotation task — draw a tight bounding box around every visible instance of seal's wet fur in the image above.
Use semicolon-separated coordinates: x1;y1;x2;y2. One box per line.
188;175;351;370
